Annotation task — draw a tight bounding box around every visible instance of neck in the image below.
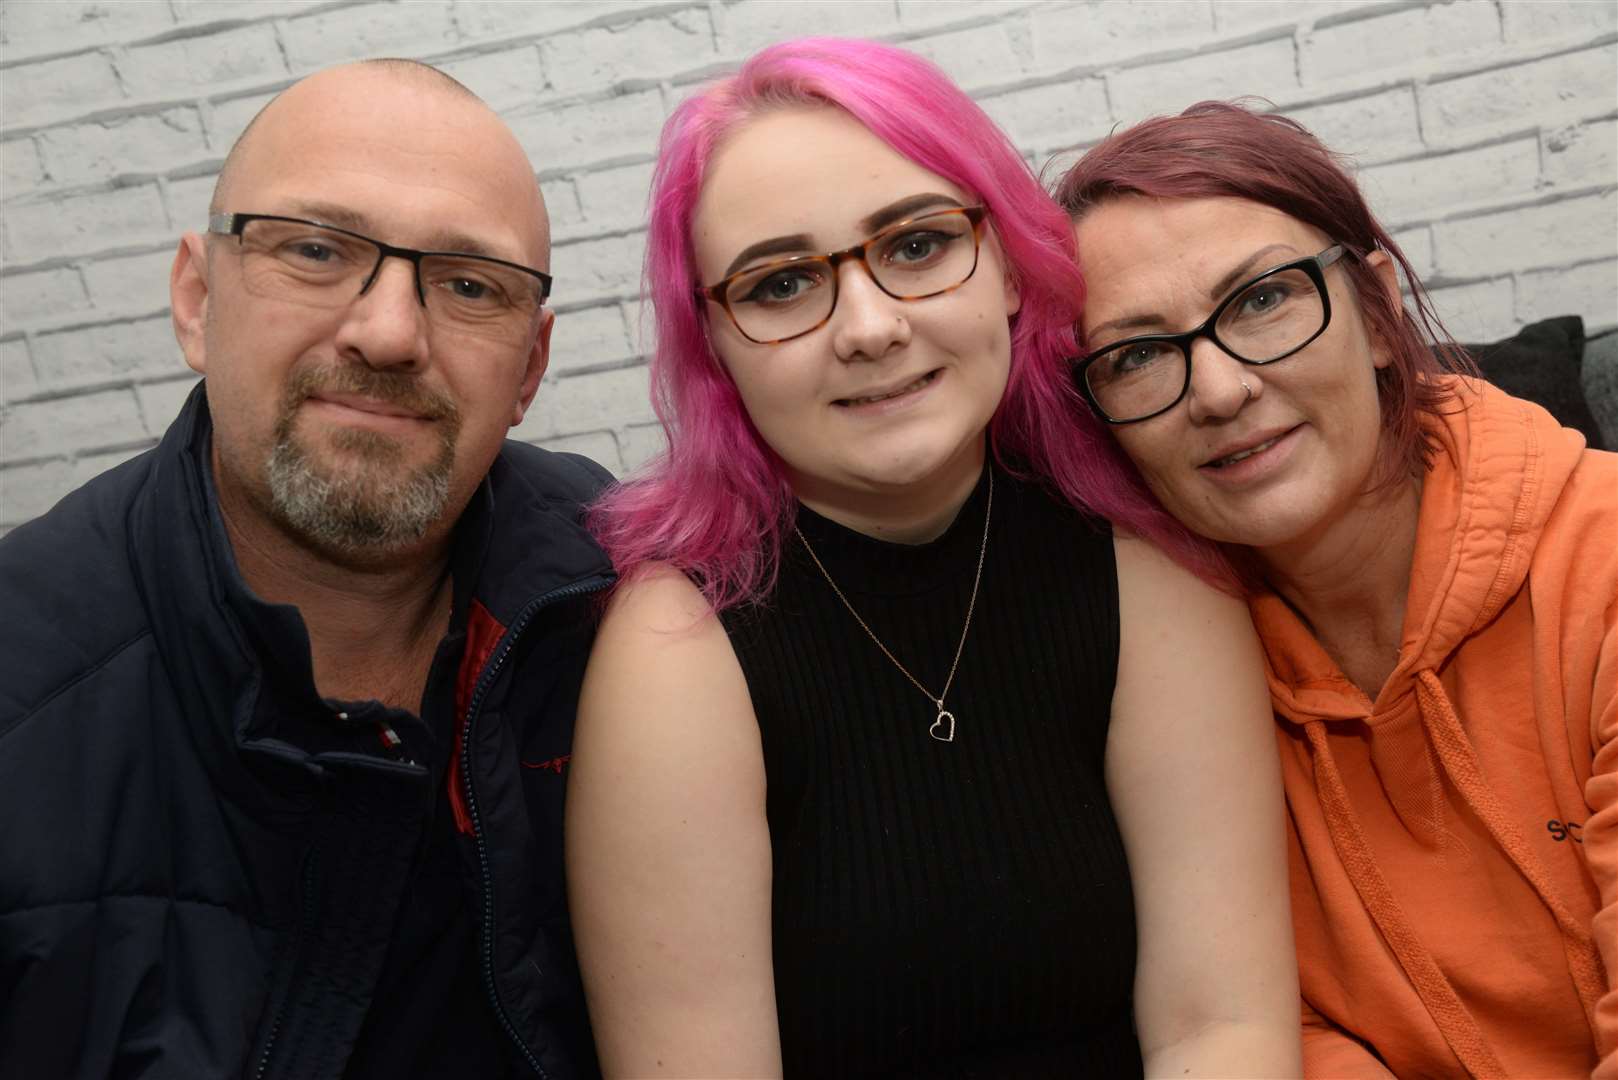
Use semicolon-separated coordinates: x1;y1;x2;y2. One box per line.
214;450;456;711
794;438;987;545
1256;476;1422;700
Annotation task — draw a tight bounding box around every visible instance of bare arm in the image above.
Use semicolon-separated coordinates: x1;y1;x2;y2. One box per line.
1107;536;1301;1078
566;568;782;1078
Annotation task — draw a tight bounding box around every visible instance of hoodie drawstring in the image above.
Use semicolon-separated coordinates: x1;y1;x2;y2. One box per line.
1417;668;1608;1034
1305;719;1509;1079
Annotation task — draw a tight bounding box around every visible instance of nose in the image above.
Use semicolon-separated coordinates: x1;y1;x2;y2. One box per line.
333;254;431;371
828;259;909;362
1184;334;1258;423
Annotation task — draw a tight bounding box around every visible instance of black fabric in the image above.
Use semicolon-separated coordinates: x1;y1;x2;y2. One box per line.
721;463;1142;1078
1465;314;1606;450
0;385;615;1080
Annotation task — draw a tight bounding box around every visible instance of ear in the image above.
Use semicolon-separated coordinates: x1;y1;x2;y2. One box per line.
1002;266;1022;318
1362;249;1401;372
171;233;211;375
511;307;553;427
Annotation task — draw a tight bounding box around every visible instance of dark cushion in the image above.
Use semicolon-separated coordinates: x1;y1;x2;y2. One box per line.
1463;315;1607;451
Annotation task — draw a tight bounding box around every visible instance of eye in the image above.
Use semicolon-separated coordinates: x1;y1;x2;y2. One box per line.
1236;282;1291;316
1108;340;1176;374
739;267;824;306
447;278;491;300
883;229;953;267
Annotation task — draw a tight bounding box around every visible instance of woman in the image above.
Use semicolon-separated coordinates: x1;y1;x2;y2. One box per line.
1057;101;1617;1079
567;40;1300;1078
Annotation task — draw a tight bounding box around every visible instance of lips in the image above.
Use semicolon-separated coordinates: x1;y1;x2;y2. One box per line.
311;391;430;421
1201;425;1298;470
836;370;938;407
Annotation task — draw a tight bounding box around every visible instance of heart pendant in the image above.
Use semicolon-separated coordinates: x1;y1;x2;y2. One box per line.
929;710;956;743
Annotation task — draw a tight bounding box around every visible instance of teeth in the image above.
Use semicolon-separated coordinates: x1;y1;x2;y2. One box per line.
847;373;931;405
1215;435;1280;467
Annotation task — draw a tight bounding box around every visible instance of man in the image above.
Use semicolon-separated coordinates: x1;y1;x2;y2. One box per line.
0;60;613;1079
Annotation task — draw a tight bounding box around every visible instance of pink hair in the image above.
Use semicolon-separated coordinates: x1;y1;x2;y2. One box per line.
589;38;1230;609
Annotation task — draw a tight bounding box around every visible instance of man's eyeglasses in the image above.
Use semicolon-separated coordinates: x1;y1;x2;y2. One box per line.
207;213;553;346
1073;245;1349;424
698;205;989;345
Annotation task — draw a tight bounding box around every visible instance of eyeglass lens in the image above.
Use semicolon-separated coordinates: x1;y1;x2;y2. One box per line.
1085;264;1328;421
232;218;543;343
722;209;981;343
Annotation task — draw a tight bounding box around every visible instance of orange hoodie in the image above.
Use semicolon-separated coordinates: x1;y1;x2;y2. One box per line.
1251;379;1617;1079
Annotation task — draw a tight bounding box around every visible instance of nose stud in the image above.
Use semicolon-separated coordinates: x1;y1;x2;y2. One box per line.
1240;378;1253;402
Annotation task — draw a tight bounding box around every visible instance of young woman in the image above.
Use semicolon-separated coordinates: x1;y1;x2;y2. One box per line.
1057;101;1617;1079
567;41;1300;1077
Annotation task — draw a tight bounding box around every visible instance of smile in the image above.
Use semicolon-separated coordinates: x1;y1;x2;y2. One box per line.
1208;434;1284;468
836;370;939;407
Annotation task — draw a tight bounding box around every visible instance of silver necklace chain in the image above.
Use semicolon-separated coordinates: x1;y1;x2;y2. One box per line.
793;469;993;743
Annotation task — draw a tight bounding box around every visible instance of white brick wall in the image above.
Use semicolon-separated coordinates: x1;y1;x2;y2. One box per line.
2;0;1615;531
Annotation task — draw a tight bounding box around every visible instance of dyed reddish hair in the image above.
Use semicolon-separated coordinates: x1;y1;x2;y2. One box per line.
587;38;1230;610
1055;100;1476;499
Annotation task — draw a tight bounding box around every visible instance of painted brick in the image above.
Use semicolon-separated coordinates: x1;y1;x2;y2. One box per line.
509;89;665;173
541;177;586;236
979;76;1110;153
1543;118;1618;189
31;315;181;385
208;91;277;151
0;458;77;526
512;363;655;441
617;420;667;471
1421;46;1618;137
2;137;46;196
6;183;168;254
1032;1;1215;71
71;442;150;485
575;160;655;232
280;2;460;72
1213;0;1392;35
37;107;208;185
529;429;622;474
437;46;547;112
1301;3;1500;85
1434;192;1618;277
3;386;145;460
1517;258;1618;331
1;52;125;128
1;339;36;402
1;1;175;57
119;24;288;99
551;230;646;302
1285;88;1424;165
1109;37;1298;122
540;10;716;93
719;0;901;55
136;375;200;436
0;267;89;327
1394;225;1434;279
170;1;300;22
82;249;177;319
166;174;218;233
454;0;645;41
908;23;1024;89
1425;276;1517;342
1359;137;1541;226
550;302;632;374
898;0;1029;25
1500;0;1618;42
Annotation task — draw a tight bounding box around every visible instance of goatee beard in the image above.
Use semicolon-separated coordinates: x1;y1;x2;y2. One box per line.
264;364;460;557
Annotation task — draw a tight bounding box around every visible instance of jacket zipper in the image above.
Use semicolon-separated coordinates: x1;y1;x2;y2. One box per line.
253;842;319;1080
460;575;613;1078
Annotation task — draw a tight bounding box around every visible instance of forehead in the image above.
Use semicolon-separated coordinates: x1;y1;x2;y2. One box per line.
691;106;969;270
227;73;543;263
1075;196;1327;323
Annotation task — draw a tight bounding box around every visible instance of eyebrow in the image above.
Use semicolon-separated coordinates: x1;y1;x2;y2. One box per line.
280;200;515;262
1085;243;1302;342
718;192;967;280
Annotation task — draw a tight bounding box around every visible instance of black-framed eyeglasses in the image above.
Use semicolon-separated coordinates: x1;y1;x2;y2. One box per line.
697;205;989;345
1073;244;1349;424
207;212;553;345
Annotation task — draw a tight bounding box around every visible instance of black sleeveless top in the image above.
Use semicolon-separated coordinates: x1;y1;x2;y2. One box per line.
720;464;1142;1077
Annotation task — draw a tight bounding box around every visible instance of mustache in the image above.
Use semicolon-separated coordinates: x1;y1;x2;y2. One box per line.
282;363;459;424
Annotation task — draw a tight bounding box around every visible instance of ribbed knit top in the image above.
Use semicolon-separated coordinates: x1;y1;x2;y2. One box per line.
719;463;1142;1078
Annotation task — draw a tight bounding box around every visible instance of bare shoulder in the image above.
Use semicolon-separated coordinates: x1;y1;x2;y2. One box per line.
1112;532;1247;624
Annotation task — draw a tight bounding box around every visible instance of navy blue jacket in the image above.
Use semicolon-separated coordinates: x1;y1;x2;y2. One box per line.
0;387;615;1079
